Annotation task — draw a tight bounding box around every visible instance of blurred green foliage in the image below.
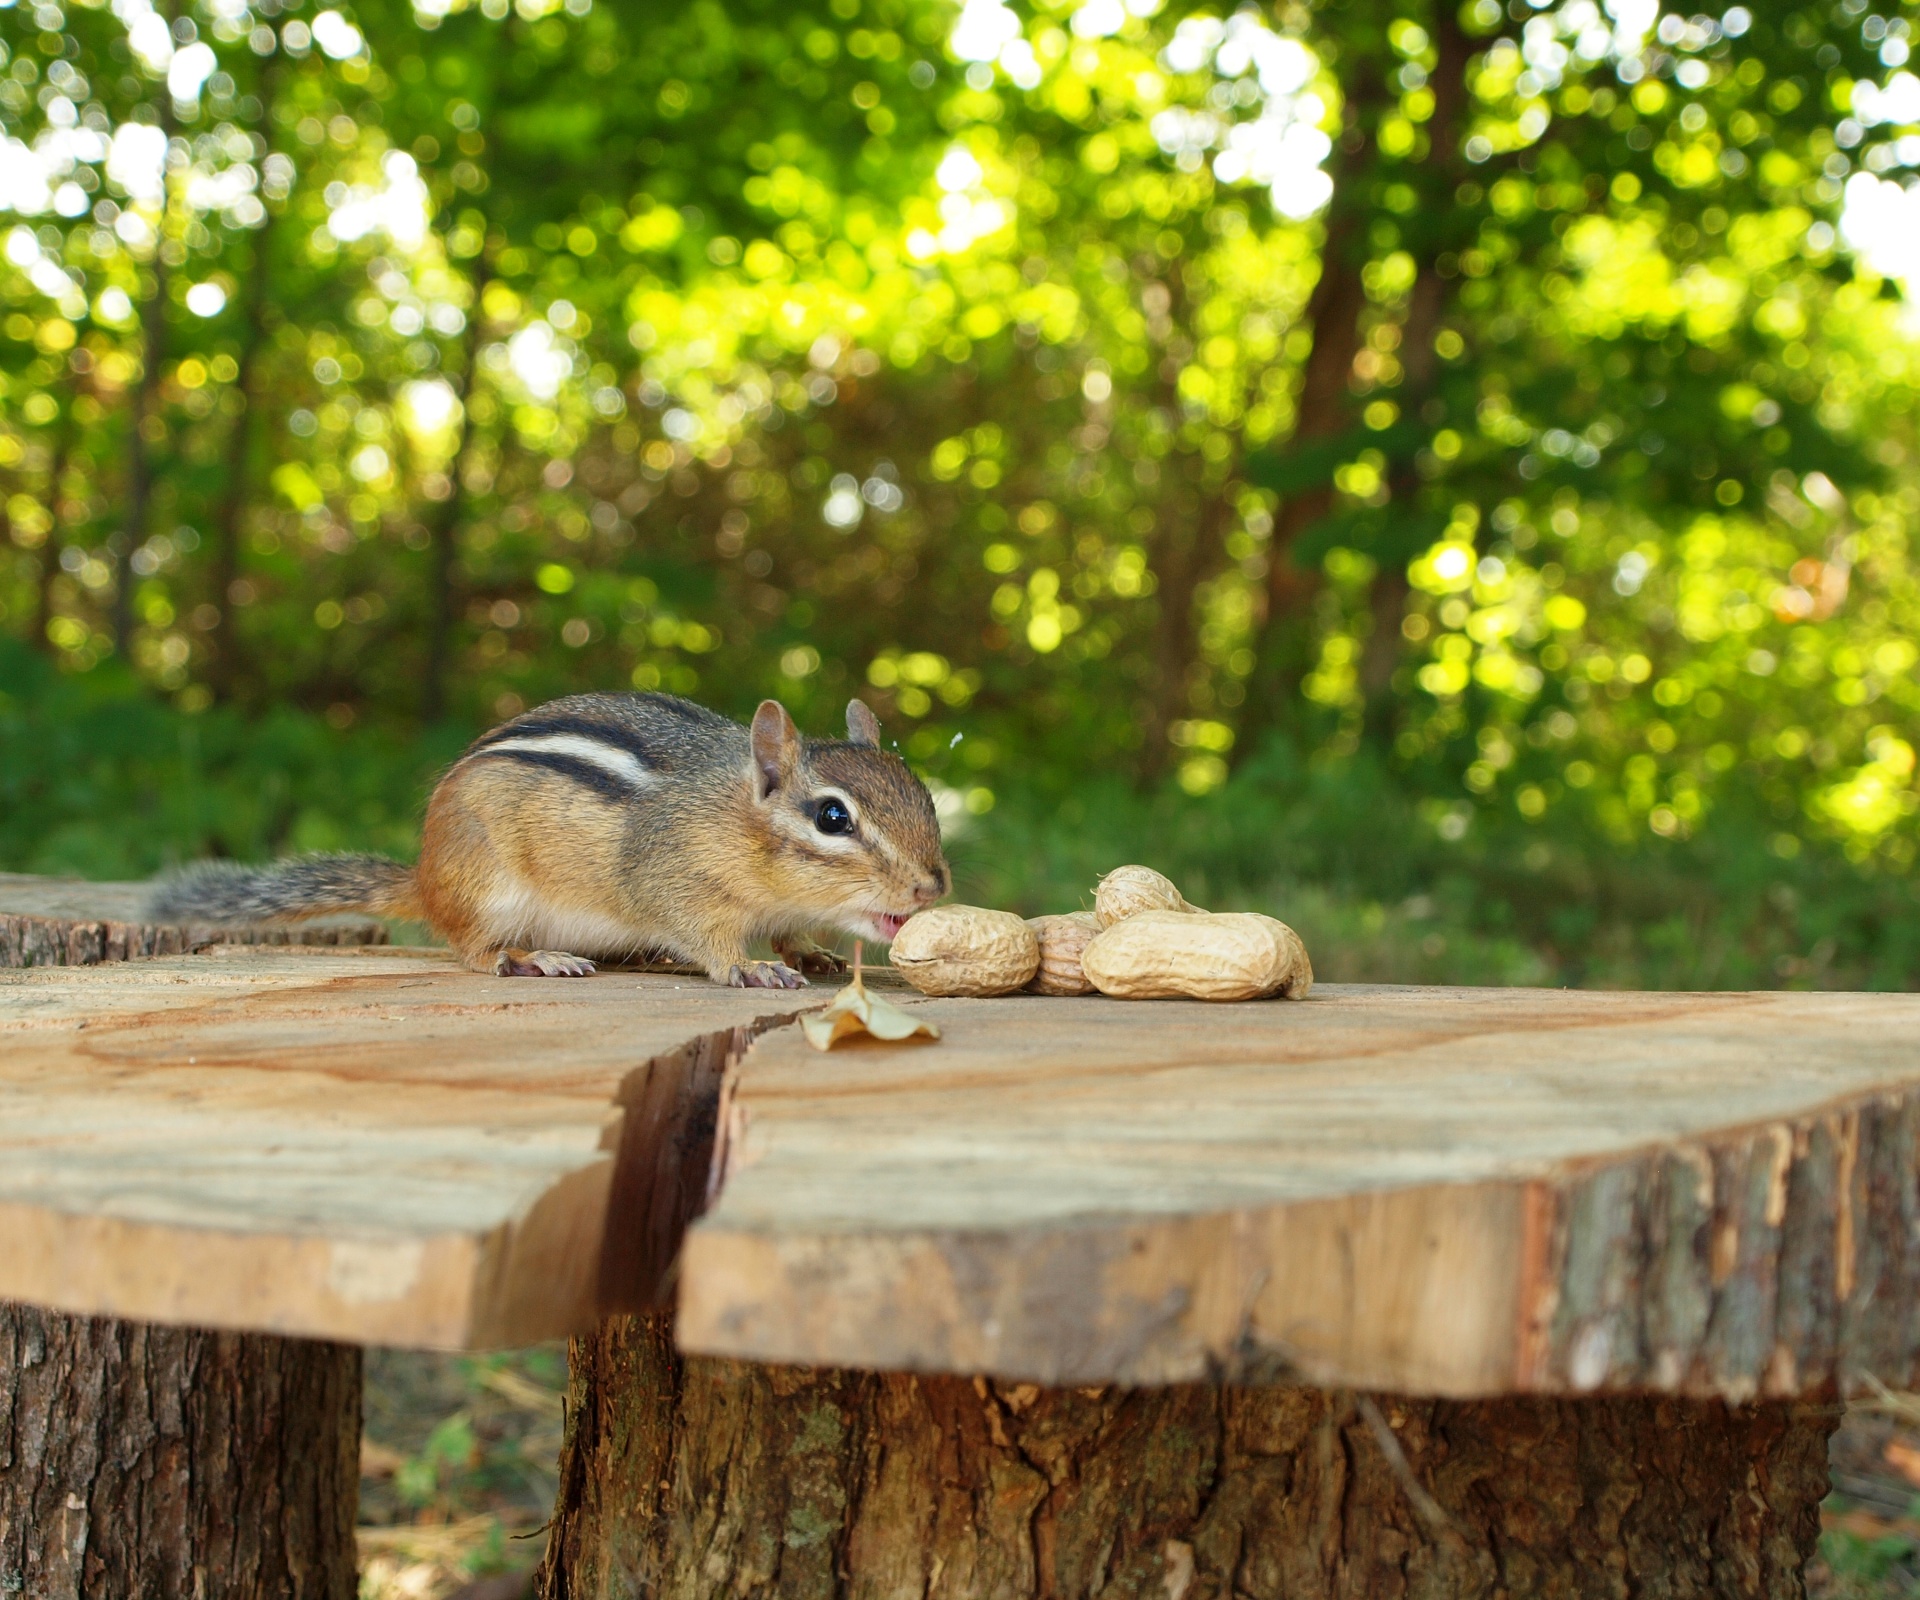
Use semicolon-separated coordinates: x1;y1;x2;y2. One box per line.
2;0;1918;987
1816;1528;1920;1600
356;1345;566;1591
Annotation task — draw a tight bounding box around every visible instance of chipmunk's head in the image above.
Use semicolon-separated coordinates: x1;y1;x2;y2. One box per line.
749;697;950;944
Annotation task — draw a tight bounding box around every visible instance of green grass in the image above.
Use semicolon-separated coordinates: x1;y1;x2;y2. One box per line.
1813;1528;1920;1599
357;1346;565;1599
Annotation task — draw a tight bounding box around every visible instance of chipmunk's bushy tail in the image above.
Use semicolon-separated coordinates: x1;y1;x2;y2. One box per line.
148;855;422;924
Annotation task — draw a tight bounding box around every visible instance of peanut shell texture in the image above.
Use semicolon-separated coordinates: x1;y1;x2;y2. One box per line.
1024;911;1101;996
1081;909;1312;1002
1093;864;1201;927
888;905;1040;997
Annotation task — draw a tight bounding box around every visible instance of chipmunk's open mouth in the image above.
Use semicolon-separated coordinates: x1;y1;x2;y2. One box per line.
871;912;911;941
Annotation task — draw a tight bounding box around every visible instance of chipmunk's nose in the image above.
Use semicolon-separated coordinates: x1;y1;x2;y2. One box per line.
913;873;946;905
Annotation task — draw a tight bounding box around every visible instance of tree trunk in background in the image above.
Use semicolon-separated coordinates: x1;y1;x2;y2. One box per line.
420;456;460;725
0;1303;360;1600
114;287;165;661
1355;5;1476;748
1354;259;1443;744
25;396;70;655
539;1314;1835;1600
1140;484;1232;782
205;61;282;704
1238;6;1479;763
114;103;175;662
205;244;271;702
421;251;492;725
1235;140;1370;759
1421;3;1475;225
1359;564;1411;744
1133;256;1238;783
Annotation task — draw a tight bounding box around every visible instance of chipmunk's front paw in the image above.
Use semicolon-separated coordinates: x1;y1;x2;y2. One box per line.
725;960;807;990
773;940;847;976
494;948;598;977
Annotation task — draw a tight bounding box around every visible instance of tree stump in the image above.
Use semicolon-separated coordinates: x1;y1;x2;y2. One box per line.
0;1304;360;1600
12;944;1918;1600
0;876;383;1600
0;871;387;967
539;1314;1836;1600
0;926;807;1600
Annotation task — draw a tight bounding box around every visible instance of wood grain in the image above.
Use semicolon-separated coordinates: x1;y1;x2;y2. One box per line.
1;878;371;1600
678;984;1920;1397
539;1314;1835;1600
13;938;1920;1396
0;871;387;966
0;946;811;1347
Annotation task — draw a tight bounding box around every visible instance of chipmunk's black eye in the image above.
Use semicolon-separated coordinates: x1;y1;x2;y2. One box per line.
816;797;854;836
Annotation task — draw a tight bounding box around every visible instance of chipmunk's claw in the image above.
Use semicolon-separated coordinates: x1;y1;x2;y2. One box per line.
726;960;808;989
774;941;847;976
494;949;598;977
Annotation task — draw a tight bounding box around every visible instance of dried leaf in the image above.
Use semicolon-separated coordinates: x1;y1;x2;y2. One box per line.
800;958;941;1052
1884;1438;1920;1489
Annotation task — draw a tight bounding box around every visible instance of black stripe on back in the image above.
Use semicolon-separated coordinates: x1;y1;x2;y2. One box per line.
469;747;636;801
471;715;664;770
641;693;726;724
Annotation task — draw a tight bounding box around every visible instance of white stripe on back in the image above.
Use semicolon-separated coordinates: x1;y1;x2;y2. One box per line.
473;734;656;789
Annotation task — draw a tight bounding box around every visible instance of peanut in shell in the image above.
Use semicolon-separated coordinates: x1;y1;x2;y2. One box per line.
1093;865;1201;927
1025;911;1101;995
889;905;1040;997
1080;909;1312;1002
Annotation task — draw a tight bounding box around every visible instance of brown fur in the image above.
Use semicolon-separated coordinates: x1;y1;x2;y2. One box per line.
151;694;950;987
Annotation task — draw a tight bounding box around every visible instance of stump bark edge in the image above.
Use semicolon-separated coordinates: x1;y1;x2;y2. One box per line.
539;1313;1838;1600
0;1304;360;1600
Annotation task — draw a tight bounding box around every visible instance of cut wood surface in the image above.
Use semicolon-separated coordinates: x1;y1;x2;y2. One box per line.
679;984;1920;1399
0;946;809;1347
0;871;387;966
1;878;373;1600
10;938;1920;1399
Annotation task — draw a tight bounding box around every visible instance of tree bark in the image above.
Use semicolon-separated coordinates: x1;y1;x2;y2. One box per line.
0;875;388;966
0;1304;360;1600
0;907;385;966
539;1313;1835;1600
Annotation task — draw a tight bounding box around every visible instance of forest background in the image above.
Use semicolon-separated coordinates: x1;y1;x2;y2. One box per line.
2;0;1919;990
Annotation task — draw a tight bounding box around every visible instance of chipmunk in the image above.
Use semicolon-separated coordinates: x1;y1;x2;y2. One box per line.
149;693;951;988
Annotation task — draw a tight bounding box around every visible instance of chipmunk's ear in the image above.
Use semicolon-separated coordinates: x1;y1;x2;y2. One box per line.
750;699;803;800
846;698;882;748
